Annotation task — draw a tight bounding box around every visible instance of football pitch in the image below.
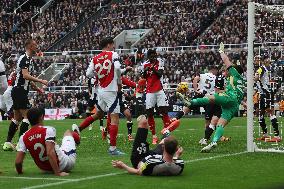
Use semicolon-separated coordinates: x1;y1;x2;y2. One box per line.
0;117;284;189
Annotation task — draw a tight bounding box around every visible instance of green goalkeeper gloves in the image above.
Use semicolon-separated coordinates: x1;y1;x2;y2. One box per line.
176;92;191;107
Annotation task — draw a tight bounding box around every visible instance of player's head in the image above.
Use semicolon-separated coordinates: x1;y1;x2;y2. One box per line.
163;136;178;156
254;55;261;66
25;39;38;55
147;49;157;62
27;108;45;126
209;65;218;75
100;37;114;51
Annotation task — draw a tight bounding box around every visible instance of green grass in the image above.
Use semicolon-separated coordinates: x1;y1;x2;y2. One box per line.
0;117;284;189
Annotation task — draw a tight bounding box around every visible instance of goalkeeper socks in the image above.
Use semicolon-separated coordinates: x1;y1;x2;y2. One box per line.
19;119;29;138
162;113;171;128
212;125;224;142
205;124;215;140
6;119;19;142
109;124;118;147
148;115;156;135
258;116;267;134
270;115;279;136
127;121;133;135
191;97;210;106
79;116;95;131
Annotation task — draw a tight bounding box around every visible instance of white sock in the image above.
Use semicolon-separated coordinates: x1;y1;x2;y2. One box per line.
109;146;116;151
209;124;215;130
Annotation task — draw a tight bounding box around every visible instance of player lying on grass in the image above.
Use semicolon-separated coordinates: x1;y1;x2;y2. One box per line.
112;115;184;176
175;43;245;152
15;108;80;176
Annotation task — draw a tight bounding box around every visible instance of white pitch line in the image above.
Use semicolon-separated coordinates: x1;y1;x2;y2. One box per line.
22;172;124;189
184;151;247;163
0;176;70;181
22;151;247;189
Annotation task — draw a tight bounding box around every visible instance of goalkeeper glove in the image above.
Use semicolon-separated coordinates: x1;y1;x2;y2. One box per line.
219;42;224;53
176;92;191;107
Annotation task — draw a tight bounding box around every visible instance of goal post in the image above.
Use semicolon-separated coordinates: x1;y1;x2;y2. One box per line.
247;1;284;153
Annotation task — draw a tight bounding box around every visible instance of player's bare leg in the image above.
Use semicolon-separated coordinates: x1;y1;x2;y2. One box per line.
3;110;22;151
146;108;158;144
124;109;133;141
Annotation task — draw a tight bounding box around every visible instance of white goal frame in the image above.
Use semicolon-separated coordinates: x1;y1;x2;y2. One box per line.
247;1;284;153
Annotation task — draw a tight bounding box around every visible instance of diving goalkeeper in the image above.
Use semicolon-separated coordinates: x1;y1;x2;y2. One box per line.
176;43;245;152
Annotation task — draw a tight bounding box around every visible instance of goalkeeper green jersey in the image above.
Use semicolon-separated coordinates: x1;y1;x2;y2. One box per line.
225;66;245;103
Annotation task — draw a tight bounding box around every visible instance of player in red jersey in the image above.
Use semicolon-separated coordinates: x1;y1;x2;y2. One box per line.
74;37;125;155
142;49;171;144
15;108;80;176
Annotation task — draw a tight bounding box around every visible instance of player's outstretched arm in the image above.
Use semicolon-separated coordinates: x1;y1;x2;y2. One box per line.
30;82;44;93
15;151;25;174
22;69;48;86
112;160;142;175
219;43;232;69
46;142;69;176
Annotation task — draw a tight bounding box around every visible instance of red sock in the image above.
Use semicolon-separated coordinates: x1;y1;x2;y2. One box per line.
162;113;171;128
109;124;118;146
148;115;156;135
79;116;95;131
72;131;80;145
168;120;180;132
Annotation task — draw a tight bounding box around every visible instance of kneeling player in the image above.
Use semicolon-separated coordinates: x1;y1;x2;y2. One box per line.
112;115;184;176
15;108;80;176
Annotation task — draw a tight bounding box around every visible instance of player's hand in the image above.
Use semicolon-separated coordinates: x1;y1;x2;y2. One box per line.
175;147;184;158
219;42;224;53
41;79;49;86
112;160;125;169
56;172;69;176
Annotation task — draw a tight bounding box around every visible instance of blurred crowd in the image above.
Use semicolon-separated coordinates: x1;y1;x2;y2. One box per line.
1;0;284;115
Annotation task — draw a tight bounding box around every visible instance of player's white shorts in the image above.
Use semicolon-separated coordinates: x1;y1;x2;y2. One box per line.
146;90;168;109
1;86;13;112
0;75;8;95
97;91;120;114
55;136;77;172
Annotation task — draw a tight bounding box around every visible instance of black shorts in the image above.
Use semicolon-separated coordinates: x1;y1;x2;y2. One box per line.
88;98;97;108
135;97;145;116
260;92;274;110
130;128;163;168
204;104;222;120
120;101;129;113
11;87;30;110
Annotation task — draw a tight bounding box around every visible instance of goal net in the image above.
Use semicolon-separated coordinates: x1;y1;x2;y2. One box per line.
247;1;284;152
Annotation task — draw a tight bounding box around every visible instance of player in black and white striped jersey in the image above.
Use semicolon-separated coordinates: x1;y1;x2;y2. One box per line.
3;39;49;151
112;115;184;176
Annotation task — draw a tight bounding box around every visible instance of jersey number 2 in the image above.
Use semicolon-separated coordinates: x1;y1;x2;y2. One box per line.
34;143;48;161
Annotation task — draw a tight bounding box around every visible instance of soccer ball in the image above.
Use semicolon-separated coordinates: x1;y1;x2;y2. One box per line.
177;82;189;94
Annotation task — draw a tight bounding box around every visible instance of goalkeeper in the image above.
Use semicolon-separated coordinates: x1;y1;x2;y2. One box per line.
176;43;245;152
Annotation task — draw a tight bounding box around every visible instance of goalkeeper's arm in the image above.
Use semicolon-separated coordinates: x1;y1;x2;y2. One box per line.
219;43;232;69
